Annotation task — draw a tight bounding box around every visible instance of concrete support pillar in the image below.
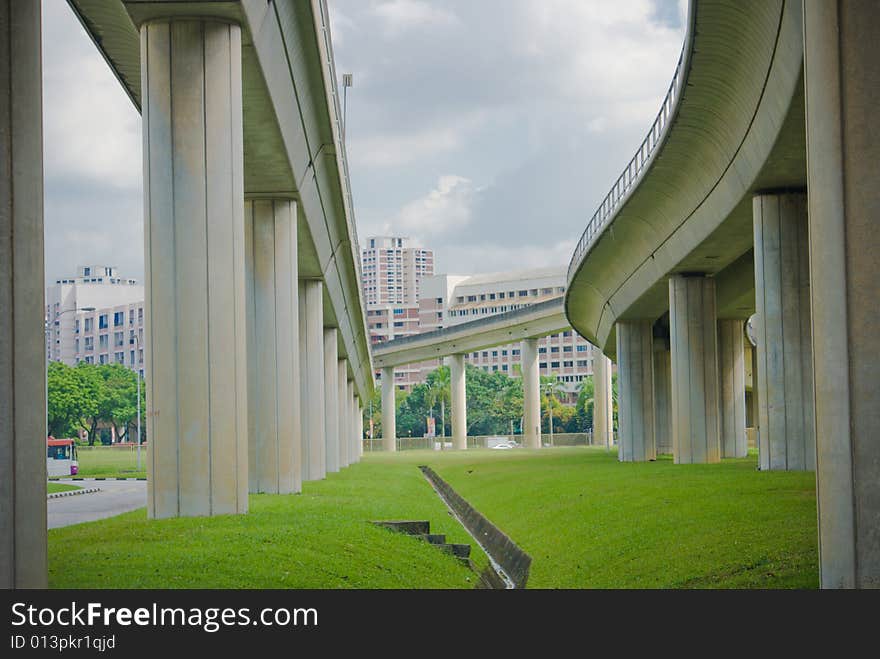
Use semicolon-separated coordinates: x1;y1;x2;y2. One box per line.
804;0;880;588
142;19;248;517
522;338;541;449
593;351;613;449
669;275;721;464
338;360;350;467
753;193;814;471
244;198;300;494
718;319;747;458
346;380;355;460
298;280;325;481
381;366;396;451
349;389;358;463
323;329;339;473
616;322;655;462
0;0;46;587
450;354;468;450
653;342;672;454
356;402;364;458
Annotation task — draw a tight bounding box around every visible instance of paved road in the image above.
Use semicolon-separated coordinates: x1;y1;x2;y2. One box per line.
48;480;147;529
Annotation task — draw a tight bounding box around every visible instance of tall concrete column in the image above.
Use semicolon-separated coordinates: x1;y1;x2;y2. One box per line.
347;392;358;462
0;0;46;587
323;329;339;473
522;338;541;449
244;198;300;494
616;322;655;462
142;19;248;518
718;319;747;458
347;380;356;460
669;275;721;464
356;402;364;458
753;193;814;471
450;354;468;450
653;341;672;454
593;351;613;449
381;366;396;451
804;0;880;589
338;360;350;467
298;280;325;481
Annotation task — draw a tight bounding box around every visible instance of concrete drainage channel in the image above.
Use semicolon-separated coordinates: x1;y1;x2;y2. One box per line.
419;465;531;590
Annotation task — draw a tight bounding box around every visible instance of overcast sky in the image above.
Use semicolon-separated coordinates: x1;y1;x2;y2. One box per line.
42;0;686;283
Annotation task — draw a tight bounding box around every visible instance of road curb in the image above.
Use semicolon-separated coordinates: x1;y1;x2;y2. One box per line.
47;487;101;500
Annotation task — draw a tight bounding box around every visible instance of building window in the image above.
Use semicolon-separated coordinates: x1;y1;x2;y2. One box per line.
538;347;546;354
85;337;94;352
551;361;560;368
99;335;109;350
114;311;124;327
84;317;93;332
577;345;588;352
99;314;108;329
130;350;135;364
114;331;124;347
99;354;108;365
129;309;135;324
564;361;573;368
115;352;125;364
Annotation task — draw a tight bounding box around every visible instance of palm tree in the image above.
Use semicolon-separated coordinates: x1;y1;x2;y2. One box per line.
427;366;451;445
540;376;566;447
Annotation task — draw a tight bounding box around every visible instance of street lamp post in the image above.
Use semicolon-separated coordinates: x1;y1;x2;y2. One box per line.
132;332;142;471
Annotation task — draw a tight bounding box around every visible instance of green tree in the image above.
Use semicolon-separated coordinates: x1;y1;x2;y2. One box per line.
47;361;94;438
540;376;566;445
426;366;450;438
573;375;594;433
98;364;143;442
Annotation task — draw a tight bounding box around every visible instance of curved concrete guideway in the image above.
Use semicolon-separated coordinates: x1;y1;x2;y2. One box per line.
374;298;607;451
562;0;880;587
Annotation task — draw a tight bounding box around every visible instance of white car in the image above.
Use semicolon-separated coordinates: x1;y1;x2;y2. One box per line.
490;440;517;449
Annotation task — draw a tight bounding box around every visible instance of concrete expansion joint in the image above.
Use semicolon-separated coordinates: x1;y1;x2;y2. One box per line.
47;488;101;500
137;17;241;28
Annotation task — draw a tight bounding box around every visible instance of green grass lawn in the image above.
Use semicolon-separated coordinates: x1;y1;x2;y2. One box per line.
47;482;81;494
54;446;147;480
48;459;489;589
49;446;818;589
412;447;818;588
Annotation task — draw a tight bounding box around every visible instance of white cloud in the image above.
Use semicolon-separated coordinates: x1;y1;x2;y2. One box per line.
436;239;578;276
394;175;476;238
349;110;488;168
42;1;142;190
373;0;459;34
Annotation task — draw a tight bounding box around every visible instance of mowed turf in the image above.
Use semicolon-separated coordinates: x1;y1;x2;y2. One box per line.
47;482;81;494
49;447;818;589
48;459;488;589
54;446;146;480
412;447;818;588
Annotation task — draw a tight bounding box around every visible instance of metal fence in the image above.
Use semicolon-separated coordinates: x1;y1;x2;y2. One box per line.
362;433;619;452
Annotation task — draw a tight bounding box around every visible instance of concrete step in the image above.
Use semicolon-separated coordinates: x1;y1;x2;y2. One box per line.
371;520;430;536
417;533;446;545
438;543;471;559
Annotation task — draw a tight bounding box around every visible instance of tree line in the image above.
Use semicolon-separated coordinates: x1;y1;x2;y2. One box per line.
47;362;145;445
364;363;618;440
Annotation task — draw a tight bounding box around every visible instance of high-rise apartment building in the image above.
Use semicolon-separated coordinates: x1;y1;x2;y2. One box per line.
360;236;433;307
46;265;145;371
413;267;596;397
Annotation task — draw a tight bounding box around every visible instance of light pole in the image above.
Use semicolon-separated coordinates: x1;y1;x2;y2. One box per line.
132;332;142;471
342;73;353;141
